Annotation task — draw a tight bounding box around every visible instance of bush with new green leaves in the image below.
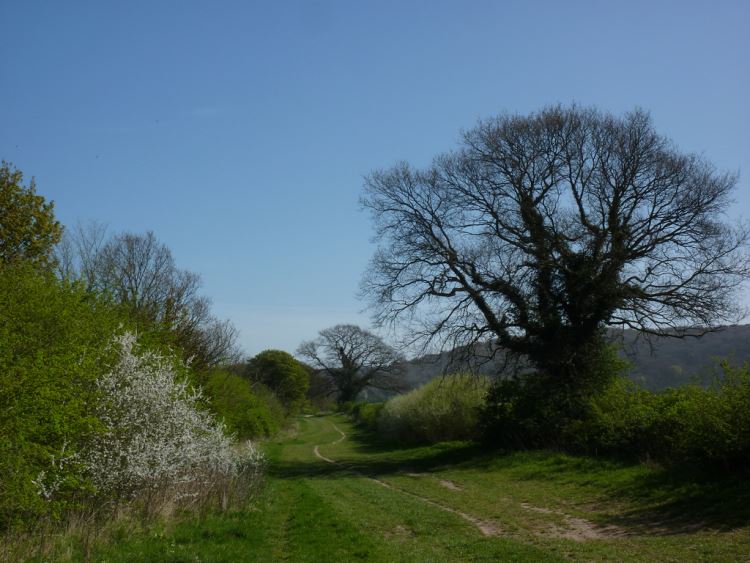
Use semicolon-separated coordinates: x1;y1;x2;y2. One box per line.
346;402;385;431
582;364;750;470
378;374;490;444
0;265;123;528
204;370;284;438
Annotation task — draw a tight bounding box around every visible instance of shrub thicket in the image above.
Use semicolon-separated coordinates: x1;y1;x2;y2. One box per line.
378;374;490;444
479;345;630;450
0;265;123;528
481;360;750;472
580;363;750;470
0;265;267;535
204;370;284;438
345;401;385;431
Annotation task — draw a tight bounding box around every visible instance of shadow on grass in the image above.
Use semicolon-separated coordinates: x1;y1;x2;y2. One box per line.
605;468;750;534
271;419;750;535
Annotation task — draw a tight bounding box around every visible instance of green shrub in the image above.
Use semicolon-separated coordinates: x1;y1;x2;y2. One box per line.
478;348;749;472
204;370;283;439
379;374;490;444
347;402;385;431
479;376;555;449
252;383;287;431
576;363;750;470
480;344;630;449
0;266;124;528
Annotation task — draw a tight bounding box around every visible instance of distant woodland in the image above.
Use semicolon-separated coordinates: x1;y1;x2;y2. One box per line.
389;324;750;397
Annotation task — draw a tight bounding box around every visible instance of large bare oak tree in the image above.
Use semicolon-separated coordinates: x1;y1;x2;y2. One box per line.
362;106;750;394
298;324;404;403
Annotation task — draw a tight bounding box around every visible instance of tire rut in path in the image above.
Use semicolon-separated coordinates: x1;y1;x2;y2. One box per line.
313;421;502;537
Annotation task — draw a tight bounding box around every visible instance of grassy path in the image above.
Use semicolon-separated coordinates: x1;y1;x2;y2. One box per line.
312;420;503;537
96;414;750;562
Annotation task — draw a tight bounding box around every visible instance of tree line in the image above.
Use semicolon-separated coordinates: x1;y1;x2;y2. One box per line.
0;160;304;545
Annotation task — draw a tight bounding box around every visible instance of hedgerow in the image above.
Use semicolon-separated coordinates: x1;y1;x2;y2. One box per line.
378;374;490;444
83;333;265;505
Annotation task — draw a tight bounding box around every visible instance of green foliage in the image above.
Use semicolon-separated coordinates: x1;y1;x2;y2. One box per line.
378;374;490;444
480;344;630;449
245;350;309;414
481;349;750;472
204;370;283;438
0;265;124;528
346;402;385;431
581;363;750;470
0;162;62;269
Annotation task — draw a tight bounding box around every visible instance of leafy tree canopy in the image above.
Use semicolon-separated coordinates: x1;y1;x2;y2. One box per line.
245;350;309;413
0;162;62;269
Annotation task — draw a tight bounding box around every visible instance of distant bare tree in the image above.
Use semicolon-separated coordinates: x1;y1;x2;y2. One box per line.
55;221;109;285
298;324;404;403
362;105;750;397
58;227;240;368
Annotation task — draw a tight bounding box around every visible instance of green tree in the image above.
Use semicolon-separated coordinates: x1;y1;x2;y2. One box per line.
0;162;62;269
245;350;309;414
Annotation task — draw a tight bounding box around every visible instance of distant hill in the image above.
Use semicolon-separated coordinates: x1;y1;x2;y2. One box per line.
362;324;750;399
617;324;750;389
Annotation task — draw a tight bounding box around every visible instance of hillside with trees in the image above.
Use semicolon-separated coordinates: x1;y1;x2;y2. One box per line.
394;324;750;394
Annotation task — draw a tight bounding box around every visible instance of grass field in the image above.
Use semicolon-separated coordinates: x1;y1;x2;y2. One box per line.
89;414;750;562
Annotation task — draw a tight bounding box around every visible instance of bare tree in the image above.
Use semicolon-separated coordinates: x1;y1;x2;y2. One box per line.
55;221;109;285
57;227;240;368
362;105;750;397
297;324;404;403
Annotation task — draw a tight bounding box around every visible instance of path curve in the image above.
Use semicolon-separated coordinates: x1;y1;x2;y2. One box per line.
313;420;502;537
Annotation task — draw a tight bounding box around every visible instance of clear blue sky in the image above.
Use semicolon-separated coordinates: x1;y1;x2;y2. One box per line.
2;0;748;357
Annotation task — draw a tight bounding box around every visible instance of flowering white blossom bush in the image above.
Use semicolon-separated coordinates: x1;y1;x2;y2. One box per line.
83;332;264;502
31;441;80;501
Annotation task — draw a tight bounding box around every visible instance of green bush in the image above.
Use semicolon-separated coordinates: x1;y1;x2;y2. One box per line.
582;364;750;470
484;362;750;471
479;376;555;449
0;266;124;528
480;344;630;450
577;376;662;456
378;374;490;444
346;402;385;431
245;350;309;414
204;370;283;439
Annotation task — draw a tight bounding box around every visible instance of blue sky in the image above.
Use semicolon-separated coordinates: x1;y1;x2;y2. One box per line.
2;0;748;357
